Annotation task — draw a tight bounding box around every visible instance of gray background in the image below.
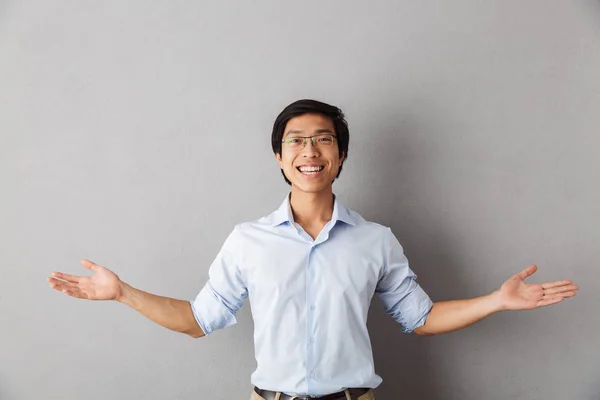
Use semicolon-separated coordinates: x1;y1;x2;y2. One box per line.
1;1;599;399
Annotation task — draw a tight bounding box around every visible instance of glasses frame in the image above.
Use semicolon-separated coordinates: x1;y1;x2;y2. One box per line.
281;134;337;150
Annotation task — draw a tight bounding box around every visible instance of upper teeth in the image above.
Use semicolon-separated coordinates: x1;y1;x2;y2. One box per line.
299;166;324;172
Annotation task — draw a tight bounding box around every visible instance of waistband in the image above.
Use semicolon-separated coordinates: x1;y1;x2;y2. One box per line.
254;386;370;400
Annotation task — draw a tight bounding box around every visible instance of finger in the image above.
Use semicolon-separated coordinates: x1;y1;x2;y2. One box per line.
81;259;100;272
543;292;576;299
65;289;89;300
541;280;573;289
51;272;81;283
517;265;538;280
48;277;79;292
52;284;89;299
537;297;564;307
560;291;577;298
544;285;579;295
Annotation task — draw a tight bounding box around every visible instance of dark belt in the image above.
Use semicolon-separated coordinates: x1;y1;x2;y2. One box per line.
253;386;370;400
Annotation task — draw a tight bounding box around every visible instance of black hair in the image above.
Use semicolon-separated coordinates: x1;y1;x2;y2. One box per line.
271;99;349;185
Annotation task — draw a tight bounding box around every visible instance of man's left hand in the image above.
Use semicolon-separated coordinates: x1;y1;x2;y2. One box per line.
497;265;579;311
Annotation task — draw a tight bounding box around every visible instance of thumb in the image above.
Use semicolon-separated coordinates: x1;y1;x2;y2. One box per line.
516;264;538;280
81;259;101;272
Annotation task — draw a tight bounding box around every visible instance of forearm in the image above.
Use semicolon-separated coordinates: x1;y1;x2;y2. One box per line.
116;282;205;338
414;291;504;335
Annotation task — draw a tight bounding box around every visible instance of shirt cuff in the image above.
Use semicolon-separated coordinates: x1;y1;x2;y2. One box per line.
190;283;238;335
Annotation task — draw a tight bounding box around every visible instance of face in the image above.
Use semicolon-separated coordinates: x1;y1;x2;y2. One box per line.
276;113;345;194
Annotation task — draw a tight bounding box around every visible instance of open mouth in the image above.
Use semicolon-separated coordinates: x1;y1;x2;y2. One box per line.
297;165;325;176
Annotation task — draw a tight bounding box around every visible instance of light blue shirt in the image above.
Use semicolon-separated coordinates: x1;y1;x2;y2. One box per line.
190;195;433;396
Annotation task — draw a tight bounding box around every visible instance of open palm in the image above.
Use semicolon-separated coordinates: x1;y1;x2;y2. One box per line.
498;265;578;310
48;259;122;300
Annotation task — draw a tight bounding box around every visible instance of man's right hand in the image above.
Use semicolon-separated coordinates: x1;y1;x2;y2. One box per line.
48;259;123;301
48;259;205;337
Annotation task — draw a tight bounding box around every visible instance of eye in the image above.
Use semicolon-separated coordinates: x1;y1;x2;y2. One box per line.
288;138;302;144
318;136;333;143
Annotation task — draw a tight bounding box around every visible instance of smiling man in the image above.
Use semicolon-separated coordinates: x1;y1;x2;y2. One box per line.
48;99;579;400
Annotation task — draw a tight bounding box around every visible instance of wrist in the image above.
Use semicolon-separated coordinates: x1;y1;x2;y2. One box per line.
489;290;507;312
115;281;129;303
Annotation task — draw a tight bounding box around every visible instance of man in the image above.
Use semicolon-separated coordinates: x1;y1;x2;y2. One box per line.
48;99;579;400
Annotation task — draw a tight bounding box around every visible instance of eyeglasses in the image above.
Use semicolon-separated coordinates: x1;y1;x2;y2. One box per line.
281;134;337;150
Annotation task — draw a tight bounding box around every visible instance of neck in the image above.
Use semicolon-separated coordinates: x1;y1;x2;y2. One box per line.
289;186;335;227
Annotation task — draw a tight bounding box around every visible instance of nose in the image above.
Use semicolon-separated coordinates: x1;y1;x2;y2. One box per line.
301;139;320;157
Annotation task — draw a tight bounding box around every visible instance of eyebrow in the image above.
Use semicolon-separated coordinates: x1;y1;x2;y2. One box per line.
284;129;334;137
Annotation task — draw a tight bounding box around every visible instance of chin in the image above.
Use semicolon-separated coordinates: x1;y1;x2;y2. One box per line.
292;182;331;194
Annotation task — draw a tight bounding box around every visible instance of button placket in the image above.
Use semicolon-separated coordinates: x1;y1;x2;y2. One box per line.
306;244;318;389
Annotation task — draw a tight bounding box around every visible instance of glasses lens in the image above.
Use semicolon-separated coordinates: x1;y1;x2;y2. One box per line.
283;135;335;149
314;134;334;146
286;137;304;149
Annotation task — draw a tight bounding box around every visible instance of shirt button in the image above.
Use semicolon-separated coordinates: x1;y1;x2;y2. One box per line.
309;338;315;344
310;372;316;378
310;305;316;310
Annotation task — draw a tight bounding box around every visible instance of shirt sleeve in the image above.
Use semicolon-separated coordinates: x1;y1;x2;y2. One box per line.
190;230;248;335
375;228;434;333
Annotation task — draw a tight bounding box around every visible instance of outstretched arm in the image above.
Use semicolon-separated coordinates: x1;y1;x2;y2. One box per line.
413;265;579;336
48;259;205;338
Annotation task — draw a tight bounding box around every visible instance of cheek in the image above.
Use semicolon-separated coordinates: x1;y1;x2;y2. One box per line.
281;154;297;170
331;155;343;168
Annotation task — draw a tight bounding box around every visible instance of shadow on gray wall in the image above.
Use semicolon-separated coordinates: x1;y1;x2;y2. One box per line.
359;111;471;399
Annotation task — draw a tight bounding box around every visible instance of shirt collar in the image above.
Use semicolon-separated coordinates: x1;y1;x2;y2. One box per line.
270;193;356;227
270;194;295;226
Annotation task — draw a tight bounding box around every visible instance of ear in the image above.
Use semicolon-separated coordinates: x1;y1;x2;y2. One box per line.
339;151;345;166
275;152;283;168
